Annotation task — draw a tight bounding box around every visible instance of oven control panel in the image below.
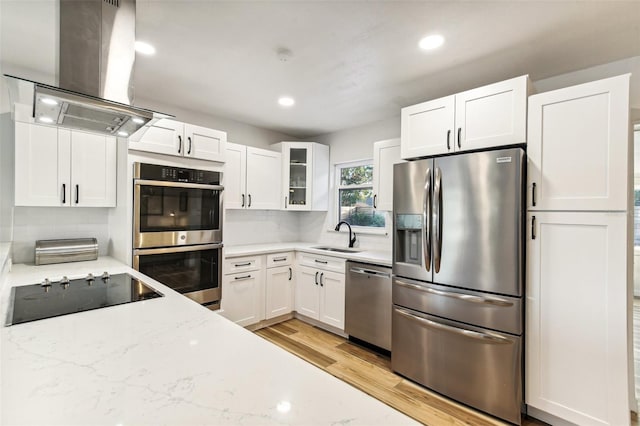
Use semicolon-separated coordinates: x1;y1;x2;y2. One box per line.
135;163;221;184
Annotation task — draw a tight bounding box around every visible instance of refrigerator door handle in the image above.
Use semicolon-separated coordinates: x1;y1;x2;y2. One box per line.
394;307;511;345
423;168;432;272
434;167;443;273
395;279;514;307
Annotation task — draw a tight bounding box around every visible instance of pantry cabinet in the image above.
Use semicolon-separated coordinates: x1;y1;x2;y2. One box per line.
15;122;116;207
527;74;630;211
372;138;402;211
271;142;330;211
224;143;282;210
130;118;226;162
401;75;530;159
295;253;345;330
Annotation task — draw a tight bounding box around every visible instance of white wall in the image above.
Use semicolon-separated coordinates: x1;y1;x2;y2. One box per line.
0;113;14;243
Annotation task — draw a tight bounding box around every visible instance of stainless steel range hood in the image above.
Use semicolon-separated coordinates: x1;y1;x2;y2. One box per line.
4;0;172;136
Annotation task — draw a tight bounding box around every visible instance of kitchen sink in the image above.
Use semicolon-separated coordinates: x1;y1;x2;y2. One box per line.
312;246;361;253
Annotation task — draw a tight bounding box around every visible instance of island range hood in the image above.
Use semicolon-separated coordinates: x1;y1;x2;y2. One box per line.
5;0;172;137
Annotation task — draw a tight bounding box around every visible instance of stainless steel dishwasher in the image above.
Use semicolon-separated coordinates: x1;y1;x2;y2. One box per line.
345;261;392;351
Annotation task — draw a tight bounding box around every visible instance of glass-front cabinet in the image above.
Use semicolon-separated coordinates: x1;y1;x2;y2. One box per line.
275;141;330;211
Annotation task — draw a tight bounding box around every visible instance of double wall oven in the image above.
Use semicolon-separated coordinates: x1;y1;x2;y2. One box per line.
133;163;223;309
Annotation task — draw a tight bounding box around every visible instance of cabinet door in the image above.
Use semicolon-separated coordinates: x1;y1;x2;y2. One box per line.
454;75;528;152
129;118;183;157
373;138;402;212
70;131;117;207
528;74;629;211
401;96;455;159
224;143;247;209
246;147;282;210
282;142;313;211
526;211;628;426
265;265;294;319
15;123;70;207
319;270;345;330
221;271;263;327
295;265;320;320
184;124;226;162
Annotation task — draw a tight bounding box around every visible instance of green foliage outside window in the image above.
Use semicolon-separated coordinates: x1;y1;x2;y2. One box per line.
338;165;385;228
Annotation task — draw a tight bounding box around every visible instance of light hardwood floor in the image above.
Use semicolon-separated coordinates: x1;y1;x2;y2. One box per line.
255;319;546;426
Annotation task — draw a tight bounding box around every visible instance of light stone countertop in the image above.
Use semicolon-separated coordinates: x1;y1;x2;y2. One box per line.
1;257;415;425
225;242;392;267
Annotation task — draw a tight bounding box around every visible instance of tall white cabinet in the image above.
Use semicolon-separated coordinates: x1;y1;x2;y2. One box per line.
526;74;632;426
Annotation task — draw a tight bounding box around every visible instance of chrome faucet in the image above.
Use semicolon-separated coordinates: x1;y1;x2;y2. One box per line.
335;221;357;248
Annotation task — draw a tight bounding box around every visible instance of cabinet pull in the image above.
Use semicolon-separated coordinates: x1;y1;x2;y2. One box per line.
446;129;451;150
314;259;328;264
75;185;79;204
532;182;537;207
234;275;252;281
62;184;66;204
373;194;377;209
273;257;287;262
320;272;324;287
241;194;245;207
248;194;252;208
288;267;292;280
178;135;182;154
234;262;251;267
187;136;192;155
457;127;462;148
315;271;319;285
284;196;288;209
531;216;536;240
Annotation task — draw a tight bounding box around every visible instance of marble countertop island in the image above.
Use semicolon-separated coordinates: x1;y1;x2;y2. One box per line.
1;257;415;425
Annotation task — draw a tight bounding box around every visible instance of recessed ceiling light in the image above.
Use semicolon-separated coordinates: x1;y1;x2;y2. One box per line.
41;98;58;106
278;96;295;107
118;131;129;137
419;34;445;51
131;117;144;124
38;116;54;123
135;41;156;55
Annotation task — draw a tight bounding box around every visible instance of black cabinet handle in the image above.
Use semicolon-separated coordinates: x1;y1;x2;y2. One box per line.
241;194;245;207
288;267;292;281
234;262;251;267
248;194;252;208
532;183;537;207
178;135;182;154
187;136;192;155
531;216;536;240
320;272;324;287
62;183;66;204
446;129;451;150
284;196;288;209
373;194;377;209
234;275;252;281
457;127;462;148
75;185;79;204
315;259;328;264
314;271;319;285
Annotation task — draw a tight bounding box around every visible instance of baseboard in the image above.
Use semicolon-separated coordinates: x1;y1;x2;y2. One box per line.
525;406;578;426
245;313;295;332
293;312;348;338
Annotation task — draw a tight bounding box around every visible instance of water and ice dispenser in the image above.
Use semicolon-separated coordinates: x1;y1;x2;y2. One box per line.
395;214;423;265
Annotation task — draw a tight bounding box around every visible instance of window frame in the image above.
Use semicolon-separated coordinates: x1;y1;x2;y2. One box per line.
333;159;388;235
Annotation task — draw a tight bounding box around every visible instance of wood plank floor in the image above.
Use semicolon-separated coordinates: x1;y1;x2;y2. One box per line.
255;319;546;426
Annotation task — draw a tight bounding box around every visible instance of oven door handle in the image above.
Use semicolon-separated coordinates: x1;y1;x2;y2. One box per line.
135;179;224;191
133;243;223;255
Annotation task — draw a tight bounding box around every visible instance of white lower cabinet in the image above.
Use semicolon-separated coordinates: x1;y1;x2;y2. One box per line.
295;253;346;330
526;211;629;426
221;255;264;327
265;252;294;319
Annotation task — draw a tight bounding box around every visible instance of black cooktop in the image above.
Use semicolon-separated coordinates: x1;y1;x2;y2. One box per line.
6;272;163;326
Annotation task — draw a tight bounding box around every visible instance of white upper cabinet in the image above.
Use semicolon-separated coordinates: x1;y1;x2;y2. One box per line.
272;142;330;211
527;74;630;211
401;75;530;159
15;123;116;207
224;143;282;210
130;119;226;162
372;138;403;212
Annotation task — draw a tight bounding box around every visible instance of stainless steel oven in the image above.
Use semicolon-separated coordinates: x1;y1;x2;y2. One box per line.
133;163;223;309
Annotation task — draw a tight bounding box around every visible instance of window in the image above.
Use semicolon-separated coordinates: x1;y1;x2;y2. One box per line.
336;161;385;228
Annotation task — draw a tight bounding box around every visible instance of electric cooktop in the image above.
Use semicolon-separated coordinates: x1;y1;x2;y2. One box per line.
6;272;163;326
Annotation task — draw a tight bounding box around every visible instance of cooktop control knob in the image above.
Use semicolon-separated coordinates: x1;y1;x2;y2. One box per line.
86;273;95;283
40;278;51;287
60;276;70;289
101;271;110;281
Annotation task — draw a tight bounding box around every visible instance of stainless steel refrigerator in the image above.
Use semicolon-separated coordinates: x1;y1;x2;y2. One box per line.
391;147;525;425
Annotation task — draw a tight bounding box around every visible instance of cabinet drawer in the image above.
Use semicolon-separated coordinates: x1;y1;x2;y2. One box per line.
266;252;293;268
224;255;262;274
297;252;345;273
